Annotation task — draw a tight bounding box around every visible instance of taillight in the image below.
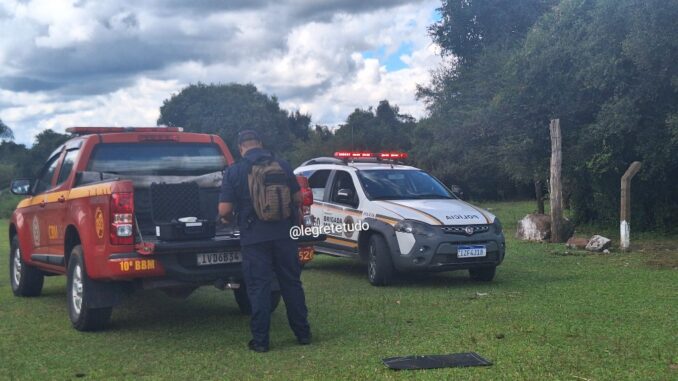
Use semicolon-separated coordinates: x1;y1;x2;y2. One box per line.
111;192;134;245
296;176;315;227
301;188;313;207
296;176;314;207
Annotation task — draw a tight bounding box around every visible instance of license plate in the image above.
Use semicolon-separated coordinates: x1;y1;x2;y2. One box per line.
457;245;486;258
196;251;242;266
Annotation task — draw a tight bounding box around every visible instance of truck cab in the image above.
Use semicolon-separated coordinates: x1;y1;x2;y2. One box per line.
8;127;320;331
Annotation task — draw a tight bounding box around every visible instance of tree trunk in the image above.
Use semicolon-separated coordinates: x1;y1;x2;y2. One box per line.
549;119;564;243
534;179;544;214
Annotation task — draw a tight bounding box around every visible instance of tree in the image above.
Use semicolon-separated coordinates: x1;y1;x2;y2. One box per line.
287;125;337;166
429;0;556;64
420;0;678;229
0;118;14;140
19;130;70;178
333;100;415;153
157;83;311;157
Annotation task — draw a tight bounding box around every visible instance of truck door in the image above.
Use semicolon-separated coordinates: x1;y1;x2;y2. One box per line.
44;147;80;257
28;152;63;262
323;170;361;254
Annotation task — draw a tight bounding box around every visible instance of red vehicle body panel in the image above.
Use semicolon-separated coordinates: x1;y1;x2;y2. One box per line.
10;130;311;282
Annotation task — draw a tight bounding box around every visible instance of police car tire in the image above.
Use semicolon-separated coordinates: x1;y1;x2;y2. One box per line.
469;266;496;282
9;236;44;297
67;246;112;331
233;285;282;315
367;234;395;286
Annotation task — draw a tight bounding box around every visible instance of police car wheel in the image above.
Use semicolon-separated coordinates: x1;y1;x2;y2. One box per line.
9;236;44;297
469;266;496;282
233;285;282;315
67;245;112;331
367;234;395;286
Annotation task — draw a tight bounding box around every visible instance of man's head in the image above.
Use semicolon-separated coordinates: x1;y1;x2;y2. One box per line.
237;129;263;156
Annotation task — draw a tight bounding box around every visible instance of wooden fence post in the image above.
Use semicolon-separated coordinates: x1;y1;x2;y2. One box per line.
549;119;564;243
620;161;641;252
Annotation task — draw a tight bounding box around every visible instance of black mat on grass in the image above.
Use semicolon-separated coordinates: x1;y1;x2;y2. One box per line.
383;352;492;370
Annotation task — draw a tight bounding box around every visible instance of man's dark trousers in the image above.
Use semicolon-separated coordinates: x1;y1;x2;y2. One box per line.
242;238;310;347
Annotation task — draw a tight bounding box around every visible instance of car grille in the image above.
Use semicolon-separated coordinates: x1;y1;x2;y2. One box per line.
441;225;490;235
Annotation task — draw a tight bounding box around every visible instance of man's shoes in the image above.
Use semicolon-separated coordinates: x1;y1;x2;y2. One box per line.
297;335;312;345
248;340;269;353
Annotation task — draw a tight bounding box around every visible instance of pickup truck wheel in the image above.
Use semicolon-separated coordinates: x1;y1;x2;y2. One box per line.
67;245;112;331
367;234;395;286
9;236;44;297
469;266;496;282
233;285;282;315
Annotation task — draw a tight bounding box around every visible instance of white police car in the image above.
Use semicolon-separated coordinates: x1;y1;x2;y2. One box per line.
294;151;506;286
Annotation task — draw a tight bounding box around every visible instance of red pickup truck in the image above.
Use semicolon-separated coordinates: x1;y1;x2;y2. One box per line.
8;127;320;331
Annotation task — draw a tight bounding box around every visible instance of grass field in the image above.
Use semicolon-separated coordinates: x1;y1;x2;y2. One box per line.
0;201;676;380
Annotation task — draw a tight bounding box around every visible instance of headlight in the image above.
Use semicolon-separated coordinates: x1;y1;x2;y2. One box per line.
493;218;503;234
394;220;435;237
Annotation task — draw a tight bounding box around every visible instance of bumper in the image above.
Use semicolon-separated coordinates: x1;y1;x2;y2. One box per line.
102;234;326;282
390;228;506;272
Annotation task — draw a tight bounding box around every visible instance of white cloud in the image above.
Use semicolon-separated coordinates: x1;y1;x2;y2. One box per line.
0;0;441;145
4;78;180;144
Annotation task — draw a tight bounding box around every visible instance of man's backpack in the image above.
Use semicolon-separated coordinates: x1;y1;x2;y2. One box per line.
247;157;292;221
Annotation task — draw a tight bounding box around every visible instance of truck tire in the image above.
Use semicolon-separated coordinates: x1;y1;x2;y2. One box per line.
469;266;496;282
367;234;395;286
9;236;44;297
233;285;281;315
67;245;112;331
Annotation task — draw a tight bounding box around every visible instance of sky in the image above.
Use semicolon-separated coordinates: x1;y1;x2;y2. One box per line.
0;0;442;146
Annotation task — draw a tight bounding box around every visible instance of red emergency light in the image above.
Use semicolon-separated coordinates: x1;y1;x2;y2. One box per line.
334;151;408;160
66;127;184;135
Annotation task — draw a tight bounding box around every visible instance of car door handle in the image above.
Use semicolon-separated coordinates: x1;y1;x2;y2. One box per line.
58;195;66;203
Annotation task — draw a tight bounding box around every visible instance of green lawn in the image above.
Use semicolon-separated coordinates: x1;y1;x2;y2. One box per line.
0;201;676;380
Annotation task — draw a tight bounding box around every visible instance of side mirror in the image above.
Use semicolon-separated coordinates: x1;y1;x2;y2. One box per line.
336;188;355;205
449;184;464;199
10;179;32;196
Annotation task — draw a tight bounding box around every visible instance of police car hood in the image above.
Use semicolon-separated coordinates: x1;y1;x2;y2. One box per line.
373;199;494;226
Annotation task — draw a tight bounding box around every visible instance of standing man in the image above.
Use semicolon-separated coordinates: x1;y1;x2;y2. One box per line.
218;130;311;353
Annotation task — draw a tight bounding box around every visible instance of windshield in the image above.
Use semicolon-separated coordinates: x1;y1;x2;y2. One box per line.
88;143;226;176
357;169;455;200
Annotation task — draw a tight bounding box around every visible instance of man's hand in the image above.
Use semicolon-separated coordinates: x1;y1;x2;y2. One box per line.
218;202;234;225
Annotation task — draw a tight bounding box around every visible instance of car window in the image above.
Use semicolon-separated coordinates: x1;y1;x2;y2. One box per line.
33;154;61;194
88;143;226;176
357;169;454;200
330;170;358;206
306;170;331;201
56;149;79;185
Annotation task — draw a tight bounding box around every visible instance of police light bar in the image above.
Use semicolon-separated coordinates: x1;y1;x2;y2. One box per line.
378;152;408;159
66;127;184;135
334;151;408;160
334;151;374;158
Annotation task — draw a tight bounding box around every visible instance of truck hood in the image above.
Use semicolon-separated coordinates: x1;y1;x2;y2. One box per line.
373;199;495;226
